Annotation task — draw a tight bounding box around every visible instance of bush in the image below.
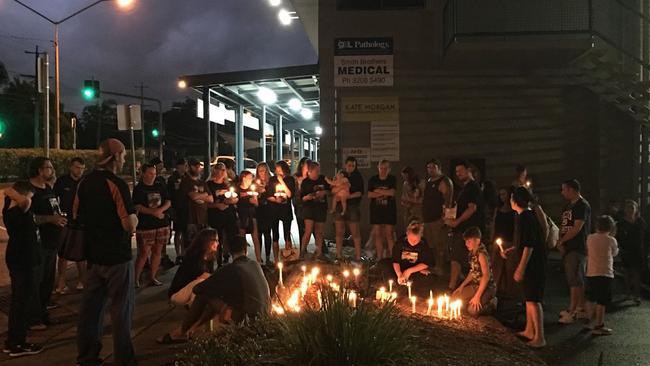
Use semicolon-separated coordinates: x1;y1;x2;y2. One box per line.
177;289;427;366
0;148;144;182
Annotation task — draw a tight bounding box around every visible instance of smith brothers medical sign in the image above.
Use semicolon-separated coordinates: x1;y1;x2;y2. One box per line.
334;37;394;87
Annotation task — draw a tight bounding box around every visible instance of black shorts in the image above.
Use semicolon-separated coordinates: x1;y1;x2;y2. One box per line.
370;206;396;225
523;272;545;303
450;232;469;268
302;205;327;223
237;207;256;234
586;276;612;306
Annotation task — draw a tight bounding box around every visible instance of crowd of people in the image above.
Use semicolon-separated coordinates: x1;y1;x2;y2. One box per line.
1;137;647;360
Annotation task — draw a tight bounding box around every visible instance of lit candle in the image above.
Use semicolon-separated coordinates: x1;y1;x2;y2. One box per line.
317;290;322;308
302;265;307;280
525;180;531;188
388;279;394;293
391;292;398;301
326;274;333;283
343;270;350;279
444;295;450;314
277;262;284;286
349;290;357;308
225;186;237;199
311;267;320;284
456;300;463;319
411;296;417;313
274;184;286;198
377;286;386;301
407;281;412;298
249;184;259;196
427;296;434;316
496;238;504;254
352;268;360;282
437;296;444;317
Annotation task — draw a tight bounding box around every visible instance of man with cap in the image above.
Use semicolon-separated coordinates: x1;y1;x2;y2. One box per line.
178;158;213;258
75;138;138;366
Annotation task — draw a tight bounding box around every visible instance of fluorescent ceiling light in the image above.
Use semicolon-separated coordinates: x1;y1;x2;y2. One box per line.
257;87;277;104
288;98;302;112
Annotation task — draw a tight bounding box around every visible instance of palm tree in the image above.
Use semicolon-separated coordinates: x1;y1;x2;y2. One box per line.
0;61;8;86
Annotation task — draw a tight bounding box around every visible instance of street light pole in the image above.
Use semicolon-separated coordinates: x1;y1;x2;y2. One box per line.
13;0;133;150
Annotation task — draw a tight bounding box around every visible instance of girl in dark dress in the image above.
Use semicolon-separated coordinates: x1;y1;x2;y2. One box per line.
236;171;262;263
268;160;296;261
255;163;273;265
492;187;519;298
293;157;311;246
368;160;397;260
206;163;238;267
511;187;547;348
616;199;646;305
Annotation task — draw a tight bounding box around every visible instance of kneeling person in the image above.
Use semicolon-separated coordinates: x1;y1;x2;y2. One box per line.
158;235;270;343
453;227;497;316
391;220;434;292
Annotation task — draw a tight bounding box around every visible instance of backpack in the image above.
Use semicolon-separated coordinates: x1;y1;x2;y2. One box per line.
533;204;559;249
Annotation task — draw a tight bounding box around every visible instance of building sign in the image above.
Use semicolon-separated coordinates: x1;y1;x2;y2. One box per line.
341;96;399;122
334;37;393;87
341;147;371;169
371;121;399;162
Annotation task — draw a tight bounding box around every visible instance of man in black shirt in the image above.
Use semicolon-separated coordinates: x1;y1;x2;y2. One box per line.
179;158;213;250
157;235;270;343
334;156;365;261
422;159;454;276
76;139;138;366
28;157;67;328
2;182;44;357
557;179;591;324
445;160;485;290
168;158;188;264
54;157;86;294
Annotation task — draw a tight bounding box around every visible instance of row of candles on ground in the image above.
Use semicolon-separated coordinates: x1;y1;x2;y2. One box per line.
274;263;362;314
375;280;463;320
222;183;288;198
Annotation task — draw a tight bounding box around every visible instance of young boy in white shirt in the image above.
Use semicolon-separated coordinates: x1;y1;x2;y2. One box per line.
585;215;619;335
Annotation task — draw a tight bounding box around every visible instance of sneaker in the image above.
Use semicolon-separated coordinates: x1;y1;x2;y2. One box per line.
46;302;60;310
8;343;43;357
151;278;163;286
29;323;47;331
592;325;613;336
558;312;575;324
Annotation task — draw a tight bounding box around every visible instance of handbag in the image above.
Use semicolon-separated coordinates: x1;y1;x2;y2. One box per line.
57;219;86;262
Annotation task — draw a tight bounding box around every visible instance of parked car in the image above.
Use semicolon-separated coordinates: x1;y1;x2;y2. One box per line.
212;156;258;175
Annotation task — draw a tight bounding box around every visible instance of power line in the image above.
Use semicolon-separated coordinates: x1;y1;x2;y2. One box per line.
0;33;52;43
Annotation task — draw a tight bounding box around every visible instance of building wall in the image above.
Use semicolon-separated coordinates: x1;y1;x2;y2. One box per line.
317;0;637;237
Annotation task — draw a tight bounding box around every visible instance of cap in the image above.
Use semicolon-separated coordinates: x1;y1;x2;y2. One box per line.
97;138;125;166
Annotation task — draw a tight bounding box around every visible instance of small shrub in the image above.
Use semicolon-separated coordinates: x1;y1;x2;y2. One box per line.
177;289;427;366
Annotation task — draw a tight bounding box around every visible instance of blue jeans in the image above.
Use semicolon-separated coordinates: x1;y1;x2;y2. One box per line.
77;261;136;366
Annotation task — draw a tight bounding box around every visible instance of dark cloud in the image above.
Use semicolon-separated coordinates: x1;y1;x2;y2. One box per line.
0;0;316;113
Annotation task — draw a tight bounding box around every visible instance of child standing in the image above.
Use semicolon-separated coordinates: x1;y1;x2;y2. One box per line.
326;170;351;215
2;181;44;357
585;215;619;336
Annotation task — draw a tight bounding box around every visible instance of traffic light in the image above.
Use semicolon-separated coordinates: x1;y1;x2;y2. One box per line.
82;80;100;100
0;118;6;139
151;128;160;138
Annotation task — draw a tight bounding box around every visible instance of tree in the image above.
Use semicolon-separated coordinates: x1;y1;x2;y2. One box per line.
0;61;8;86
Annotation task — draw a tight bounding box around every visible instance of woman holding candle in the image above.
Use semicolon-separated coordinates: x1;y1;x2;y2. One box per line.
400;166;424;228
491;187;520;299
300;162;331;259
368;160;398;260
453;227;497;317
255;163;274;265
510;186;547;348
207;163;239;267
268;160;296;262
293;158;311;253
236;171;262;262
391;220;435;293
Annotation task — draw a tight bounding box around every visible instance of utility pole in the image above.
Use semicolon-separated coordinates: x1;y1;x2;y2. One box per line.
136;82;148;159
25;45;45;148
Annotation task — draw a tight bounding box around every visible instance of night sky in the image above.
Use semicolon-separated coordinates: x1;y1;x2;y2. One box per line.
0;0;317;113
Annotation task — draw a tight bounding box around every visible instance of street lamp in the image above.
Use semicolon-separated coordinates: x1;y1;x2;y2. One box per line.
177;79;187;89
13;0;135;150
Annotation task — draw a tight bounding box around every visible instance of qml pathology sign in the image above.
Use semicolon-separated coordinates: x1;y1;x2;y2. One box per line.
334;37;393;87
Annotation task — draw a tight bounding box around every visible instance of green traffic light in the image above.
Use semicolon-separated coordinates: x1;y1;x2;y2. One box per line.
83;88;95;100
151;128;160;138
0;118;6;139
